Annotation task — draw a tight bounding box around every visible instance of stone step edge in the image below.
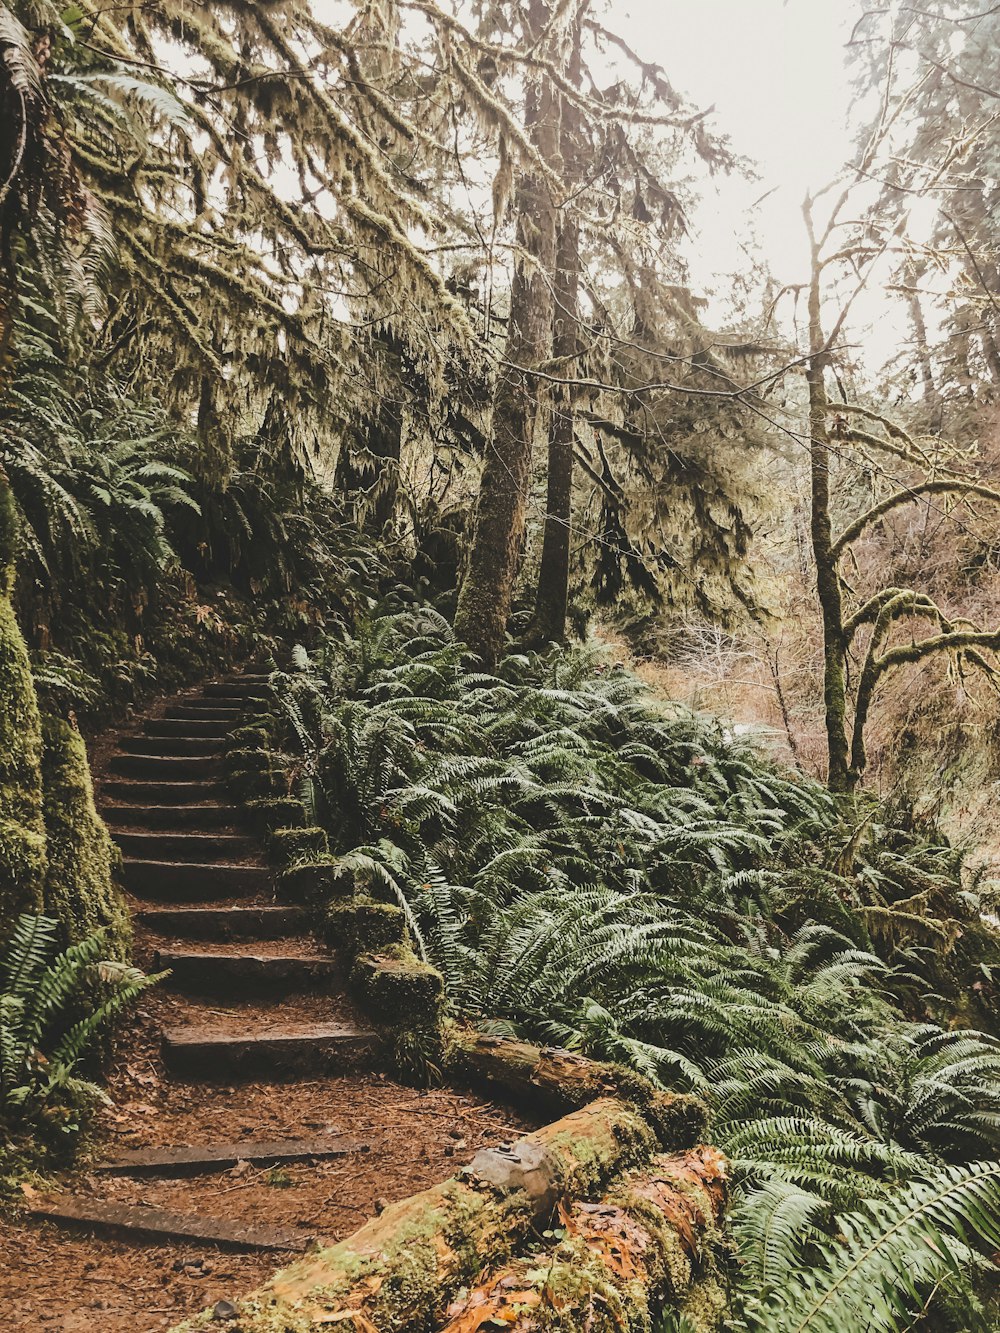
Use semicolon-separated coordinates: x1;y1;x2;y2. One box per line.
94;1135;370;1177
28;1195;313;1252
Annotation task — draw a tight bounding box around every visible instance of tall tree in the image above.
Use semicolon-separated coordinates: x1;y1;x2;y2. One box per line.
531;11;584;646
454;0;563;666
799;188;1000;791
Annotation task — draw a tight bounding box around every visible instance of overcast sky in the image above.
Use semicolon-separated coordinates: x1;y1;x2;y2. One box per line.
614;0;862;301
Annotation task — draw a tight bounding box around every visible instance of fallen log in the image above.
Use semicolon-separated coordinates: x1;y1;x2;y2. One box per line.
440;1145;729;1333
171;1097;657;1333
448;1028;707;1149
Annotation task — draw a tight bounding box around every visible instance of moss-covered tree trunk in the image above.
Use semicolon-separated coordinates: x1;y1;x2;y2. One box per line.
806;264;852;793
454;0;561;668
531;19;583;646
172;1098;658;1333
440;1148;729;1332
0;471;47;926
41;714;130;957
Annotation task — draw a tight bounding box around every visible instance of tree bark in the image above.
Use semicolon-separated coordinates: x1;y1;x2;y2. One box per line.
531;17;583;645
440;1148;729;1333
806;263;852;793
454;0;561;668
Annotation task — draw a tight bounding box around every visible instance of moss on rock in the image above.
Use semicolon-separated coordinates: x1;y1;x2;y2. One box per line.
245;797;307;831
0;592;46;928
278;858;352;904
267;825;328;865
327;898;407;953
40;714;131;957
352;946;444;1027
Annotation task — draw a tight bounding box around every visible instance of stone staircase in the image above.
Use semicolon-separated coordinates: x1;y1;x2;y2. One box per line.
28;669;377;1251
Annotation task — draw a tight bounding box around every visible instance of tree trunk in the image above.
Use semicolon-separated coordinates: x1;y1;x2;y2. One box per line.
449;1030;707;1147
440;1148;729;1333
531;17;583;645
907;281;941;428
531;215;578;644
454;0;560;667
806;268;852;793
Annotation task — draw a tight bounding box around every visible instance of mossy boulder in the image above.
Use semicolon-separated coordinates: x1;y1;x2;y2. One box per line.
327;898;407;953
245;797;307;831
227;767;287;800
227;722;273;749
224;747;282;776
41;714;131;957
267;824;328;865
0;593;46;927
279;858;352;904
352;946;444;1027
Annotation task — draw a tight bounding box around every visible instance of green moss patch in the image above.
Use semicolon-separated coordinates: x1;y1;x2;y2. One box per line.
41;714;130;957
0;594;46;927
352;946;444;1027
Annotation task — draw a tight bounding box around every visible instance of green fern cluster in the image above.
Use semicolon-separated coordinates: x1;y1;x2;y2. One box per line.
272;608;1000;1329
0;914;158;1139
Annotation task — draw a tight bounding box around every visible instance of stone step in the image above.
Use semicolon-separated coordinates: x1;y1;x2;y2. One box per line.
109;753;223;780
162;1021;377;1078
94;1135;368;1177
105;804;242;830
102;780;223;805
154;948;337;993
204;682;269;701
113;830;257;862
165;703;243;721
145;717;236;739
122;859;270;900
28;1195;310;1251
136;905;307;941
119;734;226;757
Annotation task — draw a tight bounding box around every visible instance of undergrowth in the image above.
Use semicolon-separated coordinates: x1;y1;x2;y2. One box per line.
272;604;1000;1331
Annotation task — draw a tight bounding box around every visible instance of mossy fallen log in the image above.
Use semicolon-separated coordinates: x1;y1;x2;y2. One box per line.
171;1097;658;1333
448;1029;707;1150
440;1146;729;1333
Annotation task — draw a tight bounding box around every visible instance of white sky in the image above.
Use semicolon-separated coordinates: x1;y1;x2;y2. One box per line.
614;0;863;306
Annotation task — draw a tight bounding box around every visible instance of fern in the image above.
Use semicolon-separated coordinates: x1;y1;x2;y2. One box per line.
272;611;1000;1326
751;1160;1000;1332
0;916;159;1134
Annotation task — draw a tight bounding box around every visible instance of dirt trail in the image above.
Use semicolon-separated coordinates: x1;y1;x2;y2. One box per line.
0;672;530;1332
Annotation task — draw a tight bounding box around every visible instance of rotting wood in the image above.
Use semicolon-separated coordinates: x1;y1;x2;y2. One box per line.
169;1097;657;1332
448;1028;707;1148
94;1136;370;1177
440;1146;729;1332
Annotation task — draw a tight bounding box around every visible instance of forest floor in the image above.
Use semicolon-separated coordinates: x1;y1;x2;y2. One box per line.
0;675;533;1332
0;1056;528;1331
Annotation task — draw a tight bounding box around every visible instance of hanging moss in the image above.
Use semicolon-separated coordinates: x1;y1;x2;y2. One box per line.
0;592;47;928
40;714;131;958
